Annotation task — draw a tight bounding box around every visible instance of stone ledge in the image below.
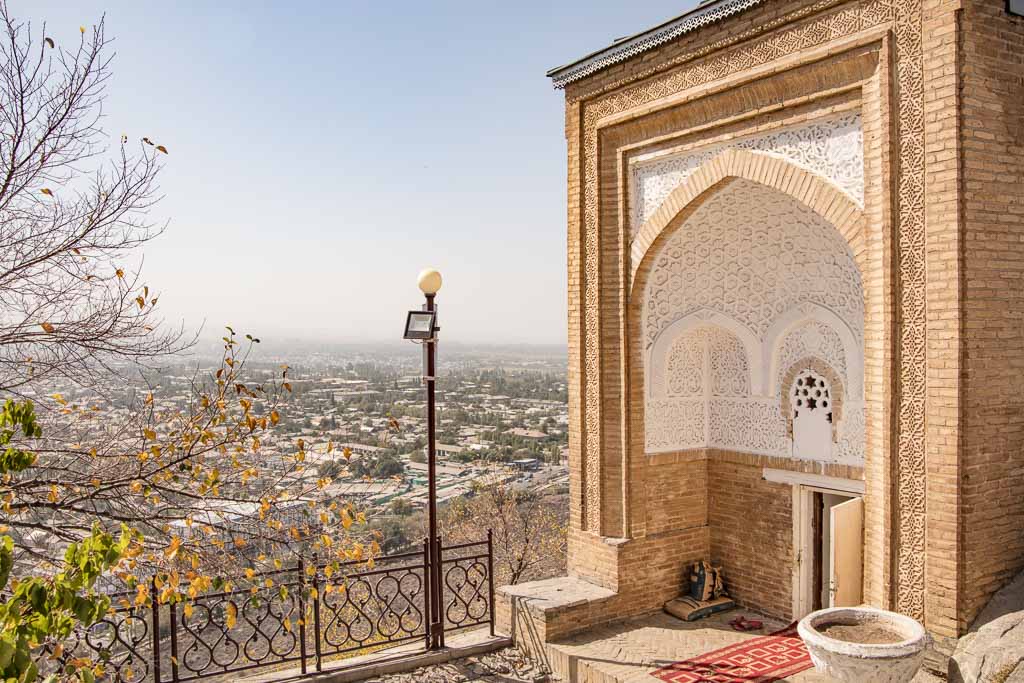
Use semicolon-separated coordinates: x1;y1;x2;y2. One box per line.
243;628;509;683
498;575;617;614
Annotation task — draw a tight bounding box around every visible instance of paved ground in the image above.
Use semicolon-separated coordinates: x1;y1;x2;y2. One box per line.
284;609;944;682
542;608;943;683
360;647;549;682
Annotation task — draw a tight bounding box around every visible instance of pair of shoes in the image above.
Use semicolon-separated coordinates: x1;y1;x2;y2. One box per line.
729;616;763;632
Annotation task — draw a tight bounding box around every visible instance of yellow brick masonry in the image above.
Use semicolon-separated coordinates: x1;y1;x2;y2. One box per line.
496;0;1024;671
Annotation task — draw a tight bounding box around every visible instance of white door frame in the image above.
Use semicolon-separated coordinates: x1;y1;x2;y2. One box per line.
762;468;864;619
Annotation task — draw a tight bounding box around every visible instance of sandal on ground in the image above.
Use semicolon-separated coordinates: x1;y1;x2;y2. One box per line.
729;616;763;631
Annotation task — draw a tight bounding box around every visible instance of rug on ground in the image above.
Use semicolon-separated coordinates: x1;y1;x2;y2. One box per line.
651;622;812;683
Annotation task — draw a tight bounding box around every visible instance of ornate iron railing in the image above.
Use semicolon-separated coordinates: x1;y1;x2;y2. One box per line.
49;533;495;682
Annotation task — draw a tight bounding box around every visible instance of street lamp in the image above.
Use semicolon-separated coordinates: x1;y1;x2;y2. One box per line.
403;268;443;649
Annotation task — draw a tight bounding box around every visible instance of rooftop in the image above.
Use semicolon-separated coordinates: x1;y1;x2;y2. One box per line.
546;0;765;89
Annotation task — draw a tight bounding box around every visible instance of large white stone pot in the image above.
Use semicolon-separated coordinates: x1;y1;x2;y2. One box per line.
797;607;929;683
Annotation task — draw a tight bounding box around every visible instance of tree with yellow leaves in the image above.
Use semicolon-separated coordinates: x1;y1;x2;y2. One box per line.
0;0;374;607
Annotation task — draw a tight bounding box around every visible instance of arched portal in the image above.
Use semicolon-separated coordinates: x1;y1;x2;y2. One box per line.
617;152;875;619
637;177;864;465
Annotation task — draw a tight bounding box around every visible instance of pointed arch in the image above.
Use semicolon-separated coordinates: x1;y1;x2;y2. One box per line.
629;149;865;296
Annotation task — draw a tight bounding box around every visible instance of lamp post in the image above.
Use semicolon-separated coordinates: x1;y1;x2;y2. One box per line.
403;268;443;649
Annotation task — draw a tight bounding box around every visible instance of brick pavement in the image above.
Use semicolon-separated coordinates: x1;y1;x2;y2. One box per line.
542;609;942;682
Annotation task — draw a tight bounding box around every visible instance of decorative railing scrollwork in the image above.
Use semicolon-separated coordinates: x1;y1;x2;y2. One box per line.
37;535;494;682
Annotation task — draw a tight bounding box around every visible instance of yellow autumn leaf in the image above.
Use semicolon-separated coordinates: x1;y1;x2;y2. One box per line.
116;268;124;278
164;537;181;560
40;322;55;333
156;145;168;154
136;296;145;309
225;602;237;628
79;25;85;33
270;410;280;425
48;485;58;503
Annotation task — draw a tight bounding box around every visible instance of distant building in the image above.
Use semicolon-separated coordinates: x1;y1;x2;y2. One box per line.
506;428;547;440
510;458;540;472
337;442;384;458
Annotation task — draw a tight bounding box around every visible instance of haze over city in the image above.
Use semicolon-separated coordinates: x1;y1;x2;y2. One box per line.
5;1;1021;681
26;0;699;346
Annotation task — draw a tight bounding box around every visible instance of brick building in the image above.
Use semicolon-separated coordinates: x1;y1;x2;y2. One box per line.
496;0;1024;665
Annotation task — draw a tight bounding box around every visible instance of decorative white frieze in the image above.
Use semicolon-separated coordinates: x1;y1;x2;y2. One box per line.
643;180;863;350
631;113;863;235
641;180;865;465
646;398;706;452
776;322;847;394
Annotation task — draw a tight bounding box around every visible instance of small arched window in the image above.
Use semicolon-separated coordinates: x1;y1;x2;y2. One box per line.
790;369;833;460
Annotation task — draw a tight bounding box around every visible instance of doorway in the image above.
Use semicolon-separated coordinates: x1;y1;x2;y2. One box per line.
764;469;865;619
811;492;862;610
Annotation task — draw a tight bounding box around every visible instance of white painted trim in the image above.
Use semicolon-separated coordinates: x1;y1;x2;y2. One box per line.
762;468;864;494
792;486;811;619
769;468;864;619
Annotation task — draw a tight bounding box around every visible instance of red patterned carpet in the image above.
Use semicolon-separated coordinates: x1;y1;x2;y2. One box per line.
651;623;813;683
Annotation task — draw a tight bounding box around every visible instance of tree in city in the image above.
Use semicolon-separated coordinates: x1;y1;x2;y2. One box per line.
0;398;144;683
0;1;372;598
440;481;566;586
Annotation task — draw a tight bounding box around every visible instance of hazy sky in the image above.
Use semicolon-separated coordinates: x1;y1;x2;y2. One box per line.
22;0;698;346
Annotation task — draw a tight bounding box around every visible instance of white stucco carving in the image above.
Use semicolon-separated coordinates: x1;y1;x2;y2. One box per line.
708;398;791;455
642;180;865;465
646;398;706;452
776;322;847;393
644;180;863;349
631;113;863;234
791;370;835;461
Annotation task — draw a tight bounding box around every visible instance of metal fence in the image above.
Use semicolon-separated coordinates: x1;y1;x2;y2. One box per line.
54;533;495;683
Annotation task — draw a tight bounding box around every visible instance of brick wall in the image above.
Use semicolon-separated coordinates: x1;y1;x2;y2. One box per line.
551;0;1024;650
708;454;794;620
644;457;708;535
960;0;1024;629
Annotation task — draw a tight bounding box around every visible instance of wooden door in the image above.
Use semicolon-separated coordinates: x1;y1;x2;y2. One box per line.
829;496;863;607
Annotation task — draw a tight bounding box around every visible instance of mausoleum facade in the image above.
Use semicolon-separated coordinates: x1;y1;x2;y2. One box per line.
497;0;1024;664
